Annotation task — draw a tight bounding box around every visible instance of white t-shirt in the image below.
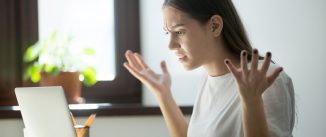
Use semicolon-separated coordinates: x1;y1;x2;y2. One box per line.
187;61;295;137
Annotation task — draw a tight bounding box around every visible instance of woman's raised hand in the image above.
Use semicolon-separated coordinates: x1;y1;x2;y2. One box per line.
123;50;172;96
224;49;283;103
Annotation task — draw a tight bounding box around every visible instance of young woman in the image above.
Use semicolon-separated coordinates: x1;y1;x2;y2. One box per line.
124;0;295;137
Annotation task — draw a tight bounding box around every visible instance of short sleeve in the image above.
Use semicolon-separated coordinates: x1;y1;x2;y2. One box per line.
262;72;295;137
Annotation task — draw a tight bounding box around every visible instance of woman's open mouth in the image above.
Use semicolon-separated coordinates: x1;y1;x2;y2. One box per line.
176;54;187;62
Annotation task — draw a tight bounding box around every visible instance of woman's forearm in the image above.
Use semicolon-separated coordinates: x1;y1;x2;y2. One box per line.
156;91;188;137
241;97;270;137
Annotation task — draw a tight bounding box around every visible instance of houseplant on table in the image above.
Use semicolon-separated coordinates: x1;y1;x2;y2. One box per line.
23;32;97;104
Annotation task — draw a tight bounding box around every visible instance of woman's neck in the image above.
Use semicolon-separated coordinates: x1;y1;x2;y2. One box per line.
202;38;240;77
203;54;240;77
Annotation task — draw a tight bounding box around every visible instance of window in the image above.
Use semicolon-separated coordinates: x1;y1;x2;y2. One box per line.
83;0;141;104
38;0;116;81
0;0;141;106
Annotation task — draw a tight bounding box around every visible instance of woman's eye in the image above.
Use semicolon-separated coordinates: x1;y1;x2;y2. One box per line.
175;31;184;35
163;31;184;36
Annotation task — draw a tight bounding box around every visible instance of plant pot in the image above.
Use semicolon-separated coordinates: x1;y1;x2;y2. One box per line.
40;72;82;104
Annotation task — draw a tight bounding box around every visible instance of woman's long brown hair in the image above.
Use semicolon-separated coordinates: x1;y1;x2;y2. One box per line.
163;0;264;61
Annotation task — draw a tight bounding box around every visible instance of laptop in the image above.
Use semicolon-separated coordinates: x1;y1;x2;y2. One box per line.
15;86;77;137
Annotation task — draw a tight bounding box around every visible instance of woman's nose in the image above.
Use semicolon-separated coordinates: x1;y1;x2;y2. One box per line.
168;36;180;50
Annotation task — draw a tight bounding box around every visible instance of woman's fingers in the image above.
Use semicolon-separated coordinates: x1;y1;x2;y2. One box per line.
267;67;283;86
123;62;148;82
261;52;272;74
123;62;142;79
251;49;259;71
241;50;249;75
134;53;149;69
160;61;169;74
125;50;142;71
225;59;240;78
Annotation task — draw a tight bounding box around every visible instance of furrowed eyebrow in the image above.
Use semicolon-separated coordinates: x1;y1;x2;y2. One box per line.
163;23;186;31
171;23;185;29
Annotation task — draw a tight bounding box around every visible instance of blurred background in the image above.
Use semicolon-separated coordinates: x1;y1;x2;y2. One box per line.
0;0;325;137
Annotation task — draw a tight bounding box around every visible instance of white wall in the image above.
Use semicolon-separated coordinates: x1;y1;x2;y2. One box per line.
232;0;326;137
0;0;325;137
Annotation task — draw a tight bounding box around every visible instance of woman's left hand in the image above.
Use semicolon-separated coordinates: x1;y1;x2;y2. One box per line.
224;49;283;103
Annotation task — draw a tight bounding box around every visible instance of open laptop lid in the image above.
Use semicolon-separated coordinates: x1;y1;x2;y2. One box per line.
15;86;77;137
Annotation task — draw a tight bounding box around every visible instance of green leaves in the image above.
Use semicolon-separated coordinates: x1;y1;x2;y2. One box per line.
24;44;40;62
44;65;60;76
81;67;97;87
83;48;96;55
25;63;41;83
23;31;98;87
50;31;57;42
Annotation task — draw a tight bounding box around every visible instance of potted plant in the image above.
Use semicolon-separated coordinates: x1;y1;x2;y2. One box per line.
23;32;97;104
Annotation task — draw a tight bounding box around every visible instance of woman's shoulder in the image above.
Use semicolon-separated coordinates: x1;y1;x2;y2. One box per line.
267;61;292;83
255;60;292;83
261;60;294;102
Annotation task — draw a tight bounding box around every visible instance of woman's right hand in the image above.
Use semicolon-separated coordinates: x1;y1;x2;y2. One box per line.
123;50;172;96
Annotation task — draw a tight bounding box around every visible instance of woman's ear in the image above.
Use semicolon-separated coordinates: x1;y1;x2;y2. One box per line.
209;15;223;37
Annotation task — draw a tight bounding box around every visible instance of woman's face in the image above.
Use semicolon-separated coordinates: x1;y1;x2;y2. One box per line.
163;6;220;70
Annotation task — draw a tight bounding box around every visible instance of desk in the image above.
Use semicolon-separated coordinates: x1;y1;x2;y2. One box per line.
0;103;193;119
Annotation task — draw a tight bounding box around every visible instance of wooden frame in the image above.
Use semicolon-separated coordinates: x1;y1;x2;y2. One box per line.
0;0;141;106
81;0;142;103
0;0;39;106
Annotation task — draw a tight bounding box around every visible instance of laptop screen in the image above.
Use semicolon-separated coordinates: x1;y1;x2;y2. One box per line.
15;86;77;137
